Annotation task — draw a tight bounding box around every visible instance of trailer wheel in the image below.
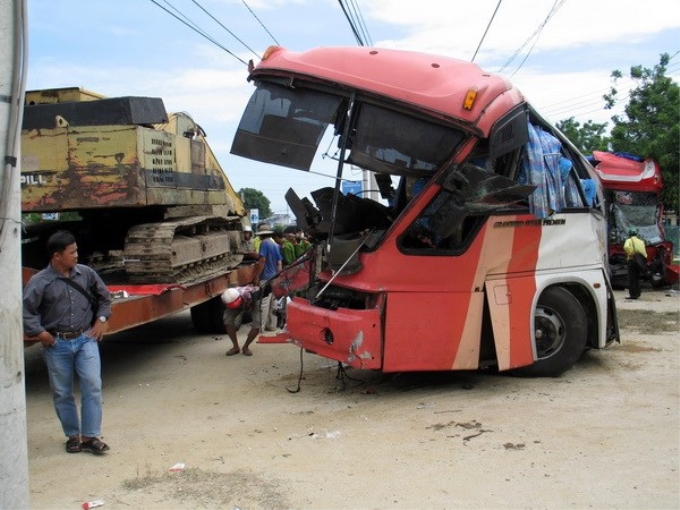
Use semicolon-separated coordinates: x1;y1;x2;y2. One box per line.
190;296;241;334
512;286;587;377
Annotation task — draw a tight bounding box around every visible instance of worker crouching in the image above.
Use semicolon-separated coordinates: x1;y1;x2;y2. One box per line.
222;286;262;356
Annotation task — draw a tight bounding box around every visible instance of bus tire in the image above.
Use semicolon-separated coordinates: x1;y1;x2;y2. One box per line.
512;286;588;377
190;296;241;334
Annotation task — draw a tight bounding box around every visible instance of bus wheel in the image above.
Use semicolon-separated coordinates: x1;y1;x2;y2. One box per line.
513;286;587;377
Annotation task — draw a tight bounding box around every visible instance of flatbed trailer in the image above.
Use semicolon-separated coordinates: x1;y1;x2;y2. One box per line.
22;263;255;342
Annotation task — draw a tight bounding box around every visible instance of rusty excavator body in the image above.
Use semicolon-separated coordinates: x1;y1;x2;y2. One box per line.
21;87;248;284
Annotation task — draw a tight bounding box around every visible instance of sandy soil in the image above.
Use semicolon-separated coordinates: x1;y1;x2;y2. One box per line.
24;288;679;509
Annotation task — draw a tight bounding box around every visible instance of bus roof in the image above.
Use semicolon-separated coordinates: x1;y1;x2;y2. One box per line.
249;46;525;133
592;151;662;192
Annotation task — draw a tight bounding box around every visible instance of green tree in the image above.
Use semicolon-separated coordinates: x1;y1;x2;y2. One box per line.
238;187;272;219
556;117;611;154
604;53;680;211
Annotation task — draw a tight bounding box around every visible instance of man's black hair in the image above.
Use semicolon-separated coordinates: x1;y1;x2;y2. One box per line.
46;230;76;257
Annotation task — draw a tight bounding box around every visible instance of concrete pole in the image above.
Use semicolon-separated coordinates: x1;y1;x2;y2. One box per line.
0;0;29;507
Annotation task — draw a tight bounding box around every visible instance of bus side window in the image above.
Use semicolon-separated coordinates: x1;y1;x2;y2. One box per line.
517;122;605;216
561;147;600;209
400;162;535;253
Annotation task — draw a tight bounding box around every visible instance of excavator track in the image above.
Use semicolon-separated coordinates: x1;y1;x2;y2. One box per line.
123;215;243;283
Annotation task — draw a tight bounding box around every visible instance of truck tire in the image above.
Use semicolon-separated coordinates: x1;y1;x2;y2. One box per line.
190;296;241;334
512;286;587;377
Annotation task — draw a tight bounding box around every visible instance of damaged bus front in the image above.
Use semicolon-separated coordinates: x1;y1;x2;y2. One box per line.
231;46;619;377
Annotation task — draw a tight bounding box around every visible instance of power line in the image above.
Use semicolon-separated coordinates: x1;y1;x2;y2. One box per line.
337;0;367;46
347;0;373;46
149;0;249;65
499;0;567;74
240;0;280;45
471;0;502;63
540;62;680;119
190;0;260;59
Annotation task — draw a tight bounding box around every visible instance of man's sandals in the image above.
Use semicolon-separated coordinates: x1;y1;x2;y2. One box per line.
66;436;82;453
80;437;110;454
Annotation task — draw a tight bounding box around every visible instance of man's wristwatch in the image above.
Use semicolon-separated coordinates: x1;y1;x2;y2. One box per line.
98;316;108;323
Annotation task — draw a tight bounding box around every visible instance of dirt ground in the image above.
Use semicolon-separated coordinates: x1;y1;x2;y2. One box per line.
24;288;679;510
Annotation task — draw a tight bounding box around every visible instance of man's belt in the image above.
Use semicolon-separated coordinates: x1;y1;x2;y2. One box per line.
51;329;85;340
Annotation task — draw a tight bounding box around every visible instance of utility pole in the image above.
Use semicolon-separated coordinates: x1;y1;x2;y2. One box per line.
0;0;29;507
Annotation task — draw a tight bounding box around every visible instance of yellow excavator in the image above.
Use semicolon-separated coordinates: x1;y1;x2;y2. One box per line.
21;87;247;284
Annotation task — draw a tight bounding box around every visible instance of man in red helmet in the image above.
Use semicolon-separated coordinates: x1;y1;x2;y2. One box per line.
221;285;261;356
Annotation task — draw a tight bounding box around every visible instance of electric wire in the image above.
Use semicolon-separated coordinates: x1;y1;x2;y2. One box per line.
190;0;261;59
347;0;373;46
471;0;502;63
338;0;366;46
240;0;280;45
508;28;543;79
150;0;674;163
498;0;567;74
540;61;680;120
149;0;249;66
159;0;216;42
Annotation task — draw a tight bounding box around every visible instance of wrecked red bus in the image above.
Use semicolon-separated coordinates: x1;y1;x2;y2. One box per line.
232;46;619;377
590;151;678;288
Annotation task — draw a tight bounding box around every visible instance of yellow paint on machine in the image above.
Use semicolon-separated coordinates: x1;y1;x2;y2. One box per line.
21;120;244;214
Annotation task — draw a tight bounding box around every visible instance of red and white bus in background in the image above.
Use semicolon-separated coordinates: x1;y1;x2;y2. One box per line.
590;151;678;288
232;46;619;377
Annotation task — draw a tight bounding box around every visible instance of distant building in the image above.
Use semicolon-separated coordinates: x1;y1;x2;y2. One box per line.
263;212;295;228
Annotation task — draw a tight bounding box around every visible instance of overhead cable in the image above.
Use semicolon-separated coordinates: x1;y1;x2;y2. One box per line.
347;0;373;46
337;0;366;46
471;0;502;63
240;0;280;45
191;0;260;59
150;0;249;65
499;0;567;75
541;62;680;119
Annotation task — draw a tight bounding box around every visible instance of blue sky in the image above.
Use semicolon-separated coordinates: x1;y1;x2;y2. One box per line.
25;0;679;213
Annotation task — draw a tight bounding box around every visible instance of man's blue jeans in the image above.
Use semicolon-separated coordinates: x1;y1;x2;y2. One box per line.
42;333;103;438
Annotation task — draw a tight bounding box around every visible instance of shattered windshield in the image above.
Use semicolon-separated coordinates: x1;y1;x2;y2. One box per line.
611;191;664;244
348;103;466;177
231;83;342;170
231;81;466;178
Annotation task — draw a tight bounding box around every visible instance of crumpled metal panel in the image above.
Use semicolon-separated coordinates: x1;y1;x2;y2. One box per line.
284;297;383;370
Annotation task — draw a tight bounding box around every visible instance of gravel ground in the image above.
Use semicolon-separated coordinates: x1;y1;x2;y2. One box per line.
24;288;679;509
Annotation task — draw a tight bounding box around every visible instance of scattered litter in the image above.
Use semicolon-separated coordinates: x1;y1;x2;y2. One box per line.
503;442;526;450
310;430;341;439
169;462;186;472
82;500;104;510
